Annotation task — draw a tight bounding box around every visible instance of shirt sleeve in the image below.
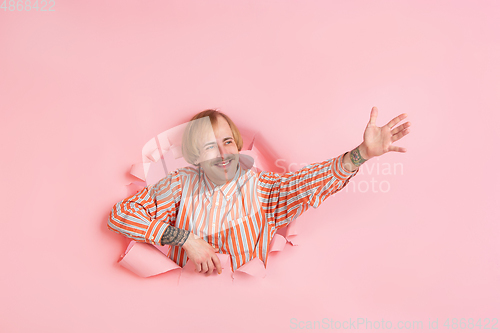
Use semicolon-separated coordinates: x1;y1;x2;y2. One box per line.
107;170;183;246
258;152;359;229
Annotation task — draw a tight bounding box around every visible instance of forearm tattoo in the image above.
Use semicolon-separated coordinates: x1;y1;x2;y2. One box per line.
350;146;367;167
160;225;190;246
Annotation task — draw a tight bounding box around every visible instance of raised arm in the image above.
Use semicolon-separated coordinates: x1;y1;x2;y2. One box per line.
258;106;411;229
259;152;360;229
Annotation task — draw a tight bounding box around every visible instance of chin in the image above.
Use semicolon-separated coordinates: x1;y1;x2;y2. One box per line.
202;157;239;184
216;168;236;181
212;167;237;183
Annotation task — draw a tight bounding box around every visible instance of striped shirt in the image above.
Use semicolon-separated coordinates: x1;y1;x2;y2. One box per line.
108;152;359;271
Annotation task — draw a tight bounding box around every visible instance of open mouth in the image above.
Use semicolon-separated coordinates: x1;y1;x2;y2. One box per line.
214;159;232;168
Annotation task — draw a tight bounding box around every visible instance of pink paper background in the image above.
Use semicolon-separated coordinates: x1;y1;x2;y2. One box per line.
1;0;499;332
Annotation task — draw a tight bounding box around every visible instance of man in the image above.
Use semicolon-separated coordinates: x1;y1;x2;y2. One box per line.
108;107;411;275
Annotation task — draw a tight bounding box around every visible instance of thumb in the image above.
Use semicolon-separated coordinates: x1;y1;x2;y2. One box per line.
368;106;378;127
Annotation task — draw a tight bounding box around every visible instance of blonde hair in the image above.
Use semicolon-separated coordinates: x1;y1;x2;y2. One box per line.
182;109;243;165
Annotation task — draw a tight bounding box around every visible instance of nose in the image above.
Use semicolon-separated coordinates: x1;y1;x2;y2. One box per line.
217;143;229;159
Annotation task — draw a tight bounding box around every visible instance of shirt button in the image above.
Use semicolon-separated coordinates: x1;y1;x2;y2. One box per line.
215;202;219;206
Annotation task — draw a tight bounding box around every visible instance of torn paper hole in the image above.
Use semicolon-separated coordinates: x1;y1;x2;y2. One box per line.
116;124;302;282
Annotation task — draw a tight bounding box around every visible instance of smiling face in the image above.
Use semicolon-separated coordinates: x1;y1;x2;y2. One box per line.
196;115;240;186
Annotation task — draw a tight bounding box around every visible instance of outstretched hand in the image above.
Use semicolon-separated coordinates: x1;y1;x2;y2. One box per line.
362;106;411;159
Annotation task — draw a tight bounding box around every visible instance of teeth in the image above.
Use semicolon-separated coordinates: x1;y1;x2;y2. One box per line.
216;160;230;166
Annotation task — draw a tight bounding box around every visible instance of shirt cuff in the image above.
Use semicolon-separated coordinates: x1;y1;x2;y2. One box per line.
331;152;359;181
144;219;170;246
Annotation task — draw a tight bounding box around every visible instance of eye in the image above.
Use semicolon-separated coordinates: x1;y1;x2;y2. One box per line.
205;145;215;150
224;139;233;145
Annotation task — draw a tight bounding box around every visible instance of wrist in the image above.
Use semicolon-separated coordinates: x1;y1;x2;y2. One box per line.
347;143;369;170
358;142;371;160
181;232;199;250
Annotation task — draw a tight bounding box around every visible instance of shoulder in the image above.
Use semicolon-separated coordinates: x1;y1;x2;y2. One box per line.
257;169;287;184
176;166;199;179
152;166;198;192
